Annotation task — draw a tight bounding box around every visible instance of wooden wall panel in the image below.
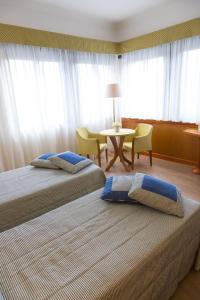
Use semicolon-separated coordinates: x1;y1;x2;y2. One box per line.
122;118;198;165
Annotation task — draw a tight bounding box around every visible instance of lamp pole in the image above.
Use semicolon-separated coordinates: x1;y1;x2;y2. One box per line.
113;98;116;123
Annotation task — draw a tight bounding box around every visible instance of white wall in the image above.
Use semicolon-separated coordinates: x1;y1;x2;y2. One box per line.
116;0;200;41
0;0;117;41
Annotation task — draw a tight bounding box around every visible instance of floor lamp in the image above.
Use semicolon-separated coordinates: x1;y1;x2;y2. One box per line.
105;83;121;123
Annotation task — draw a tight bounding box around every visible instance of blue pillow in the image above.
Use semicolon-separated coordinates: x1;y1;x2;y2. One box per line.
101;176;137;204
128;173;184;217
31;153;59;169
49;151;92;173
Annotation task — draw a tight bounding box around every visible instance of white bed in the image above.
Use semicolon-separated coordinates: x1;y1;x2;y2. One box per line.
0;164;105;232
0;188;200;300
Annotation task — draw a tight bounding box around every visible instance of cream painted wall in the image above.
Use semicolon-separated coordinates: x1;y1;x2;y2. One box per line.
116;0;200;41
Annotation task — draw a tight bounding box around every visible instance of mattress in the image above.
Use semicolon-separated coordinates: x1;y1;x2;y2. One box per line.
1;189;200;300
0;164;105;232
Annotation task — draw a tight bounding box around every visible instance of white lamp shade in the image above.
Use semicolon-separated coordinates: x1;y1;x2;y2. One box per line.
105;83;121;98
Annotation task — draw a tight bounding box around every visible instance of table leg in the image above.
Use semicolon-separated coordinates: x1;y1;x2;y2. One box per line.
121;150;132;165
105;135;131;172
118;136;130;171
105;136;119;171
193;137;200;175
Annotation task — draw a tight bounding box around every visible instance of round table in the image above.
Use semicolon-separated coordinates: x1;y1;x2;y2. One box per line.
184;129;200;175
100;128;135;171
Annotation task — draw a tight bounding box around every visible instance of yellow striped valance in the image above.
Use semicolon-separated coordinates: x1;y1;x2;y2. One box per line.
0;23;119;54
119;18;200;53
0;18;199;54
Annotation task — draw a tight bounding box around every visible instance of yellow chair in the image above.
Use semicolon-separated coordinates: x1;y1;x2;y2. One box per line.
76;127;108;167
123;123;153;169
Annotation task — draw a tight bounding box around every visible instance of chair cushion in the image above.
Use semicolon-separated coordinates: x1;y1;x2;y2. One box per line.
99;143;107;151
123;142;132;151
128;173;184;217
31;153;59;169
101;175;137;204
49;151;92;174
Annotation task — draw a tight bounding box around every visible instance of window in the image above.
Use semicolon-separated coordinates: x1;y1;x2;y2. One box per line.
9;59;65;136
121;56;165;120
178;48;200;123
120;36;200;123
77;63;115;129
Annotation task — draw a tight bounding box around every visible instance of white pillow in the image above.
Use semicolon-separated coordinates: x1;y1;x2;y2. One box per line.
49;151;92;174
128;173;184;217
101;175;137;204
31;153;59;169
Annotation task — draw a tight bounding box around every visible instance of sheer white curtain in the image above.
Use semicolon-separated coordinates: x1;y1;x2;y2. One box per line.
119;44;170;120
120;36;200;123
67;51;118;130
167;36;200;122
0;44;117;171
1;36;199;171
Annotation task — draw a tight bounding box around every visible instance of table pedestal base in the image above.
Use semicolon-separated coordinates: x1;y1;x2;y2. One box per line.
105;136;131;172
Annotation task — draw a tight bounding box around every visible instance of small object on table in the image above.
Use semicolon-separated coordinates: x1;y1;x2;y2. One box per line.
112;121;122;133
100;128;135;171
184;129;200;175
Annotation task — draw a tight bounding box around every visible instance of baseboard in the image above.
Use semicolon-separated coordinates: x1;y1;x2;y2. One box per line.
111;148;196;166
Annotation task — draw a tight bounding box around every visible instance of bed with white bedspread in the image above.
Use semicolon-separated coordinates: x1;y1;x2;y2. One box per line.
0;188;200;300
0;164;105;232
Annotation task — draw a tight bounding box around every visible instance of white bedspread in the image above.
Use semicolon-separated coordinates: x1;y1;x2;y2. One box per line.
0;164;105;232
0;189;200;300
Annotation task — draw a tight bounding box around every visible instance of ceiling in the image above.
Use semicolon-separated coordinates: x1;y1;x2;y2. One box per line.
0;0;199;41
33;0;169;22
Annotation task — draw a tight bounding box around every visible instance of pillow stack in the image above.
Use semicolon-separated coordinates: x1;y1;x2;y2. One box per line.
49;151;92;174
101;175;137;204
101;173;184;218
31;151;92;174
31;153;59;169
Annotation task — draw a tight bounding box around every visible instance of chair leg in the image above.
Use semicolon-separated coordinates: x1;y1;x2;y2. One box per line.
105;149;108;162
98;154;101;167
87;154;90;159
149;150;152;166
131;150;135;170
137;153;140;159
97;141;101;167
